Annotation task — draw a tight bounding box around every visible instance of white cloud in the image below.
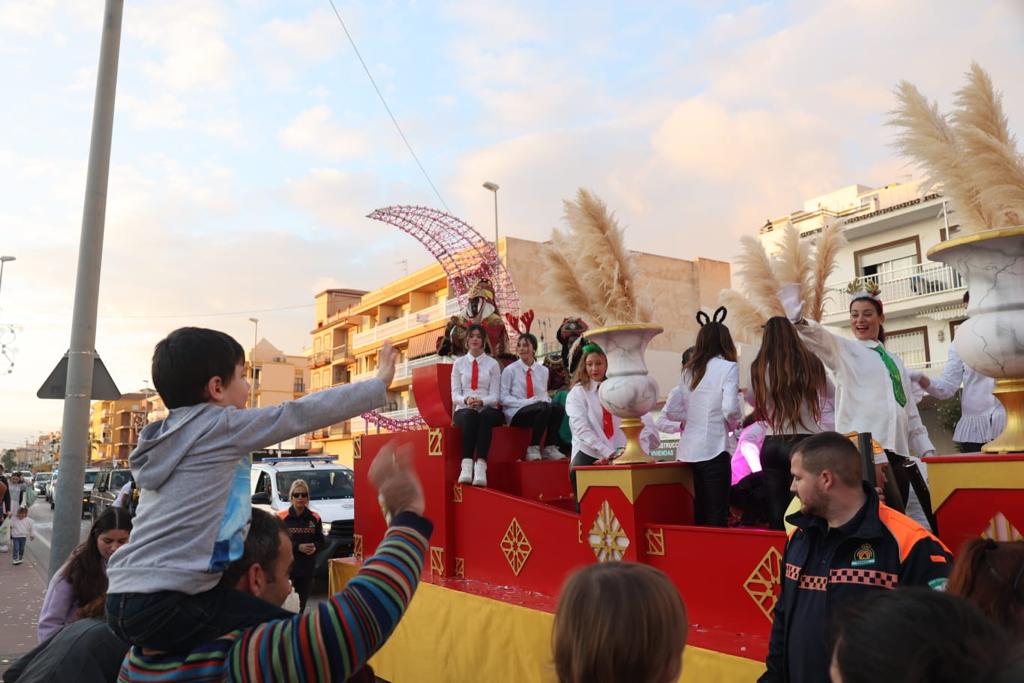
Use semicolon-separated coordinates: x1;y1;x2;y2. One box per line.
280;106;370;161
127;1;236;92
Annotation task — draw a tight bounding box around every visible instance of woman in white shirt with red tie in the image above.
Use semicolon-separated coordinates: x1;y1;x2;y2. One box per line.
566;342;658;506
500;333;566;461
452;324;504;487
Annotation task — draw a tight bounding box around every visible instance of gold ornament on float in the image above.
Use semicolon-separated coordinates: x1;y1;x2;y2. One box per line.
500;518;532;577
744;546;783;622
588;500;630;562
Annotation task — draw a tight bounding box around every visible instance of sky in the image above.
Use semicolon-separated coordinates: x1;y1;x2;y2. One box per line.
1;0;1023;449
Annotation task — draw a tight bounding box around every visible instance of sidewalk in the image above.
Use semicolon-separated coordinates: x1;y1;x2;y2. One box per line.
0;539;48;675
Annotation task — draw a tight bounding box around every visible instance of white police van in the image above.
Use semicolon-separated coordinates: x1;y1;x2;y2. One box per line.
250;456;355;576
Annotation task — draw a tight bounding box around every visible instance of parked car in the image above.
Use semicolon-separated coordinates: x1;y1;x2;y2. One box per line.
33;472;52;497
250;456;355;577
90;468;134;517
46;470;58;504
50;467;102;518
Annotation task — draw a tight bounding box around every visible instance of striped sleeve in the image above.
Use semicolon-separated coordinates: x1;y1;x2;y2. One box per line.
227;512;432;682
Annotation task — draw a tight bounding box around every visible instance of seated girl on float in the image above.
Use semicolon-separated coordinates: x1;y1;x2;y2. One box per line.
451;324;504;488
566;341;658;501
499;329;566;461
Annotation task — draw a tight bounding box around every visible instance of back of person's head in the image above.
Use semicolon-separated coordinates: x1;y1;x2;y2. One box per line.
64;507;133;616
685;322;736;390
948;539;1024;637
751;316;827;433
832;588;1012;683
792;431;862;489
220;508;287;588
152;327;245;409
553;562;687;683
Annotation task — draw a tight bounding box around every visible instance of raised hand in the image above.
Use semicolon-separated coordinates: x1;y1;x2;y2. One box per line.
368;439;425;518
375;340;398;387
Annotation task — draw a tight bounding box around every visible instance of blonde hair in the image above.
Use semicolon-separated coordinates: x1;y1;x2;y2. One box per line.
553;563;687;683
571;349;607;389
288;479;310;501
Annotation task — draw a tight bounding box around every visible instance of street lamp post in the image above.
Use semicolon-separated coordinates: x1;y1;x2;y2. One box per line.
482;182;500;263
248;317;259;408
0;256;15;303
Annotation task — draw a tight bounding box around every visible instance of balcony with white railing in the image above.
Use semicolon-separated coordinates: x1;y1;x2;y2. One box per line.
821;262;965;319
349;353;451;384
352;299;460;349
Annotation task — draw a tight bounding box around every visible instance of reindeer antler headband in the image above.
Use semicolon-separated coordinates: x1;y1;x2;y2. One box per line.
504;310;536;335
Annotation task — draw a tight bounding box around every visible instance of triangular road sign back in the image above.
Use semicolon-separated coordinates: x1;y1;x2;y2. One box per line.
37;352;121;400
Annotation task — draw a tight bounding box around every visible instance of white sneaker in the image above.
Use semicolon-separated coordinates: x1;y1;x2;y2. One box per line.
542;445;567;461
458;458;473;484
525;445;542;461
13;559;22;565
472;460;487;487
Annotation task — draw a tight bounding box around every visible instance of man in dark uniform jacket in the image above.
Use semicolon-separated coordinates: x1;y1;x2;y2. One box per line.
760;431;952;683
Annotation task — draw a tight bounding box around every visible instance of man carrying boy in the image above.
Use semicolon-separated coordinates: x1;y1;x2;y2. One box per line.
106;326;397;652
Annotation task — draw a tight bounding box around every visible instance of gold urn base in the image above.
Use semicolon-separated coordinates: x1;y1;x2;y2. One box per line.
615;417;654;465
983;378;1024;454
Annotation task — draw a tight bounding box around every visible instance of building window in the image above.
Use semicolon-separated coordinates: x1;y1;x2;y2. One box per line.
885;326;930;368
855;238;920;281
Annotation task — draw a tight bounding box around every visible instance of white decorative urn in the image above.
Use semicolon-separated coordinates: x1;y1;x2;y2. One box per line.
928;226;1024;453
585;323;663;464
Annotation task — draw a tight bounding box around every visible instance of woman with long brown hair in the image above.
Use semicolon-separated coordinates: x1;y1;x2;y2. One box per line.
38;506;132;641
750;316;833;530
664;308;741;527
948;538;1024;637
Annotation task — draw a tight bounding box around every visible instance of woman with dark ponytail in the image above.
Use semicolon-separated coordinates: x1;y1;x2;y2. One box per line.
664;308;741;527
38;506;132;641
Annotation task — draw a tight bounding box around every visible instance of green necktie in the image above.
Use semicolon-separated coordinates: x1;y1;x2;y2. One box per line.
871;345;907;407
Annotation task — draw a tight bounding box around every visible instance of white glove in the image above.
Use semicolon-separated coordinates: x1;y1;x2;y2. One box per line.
779;283;804;323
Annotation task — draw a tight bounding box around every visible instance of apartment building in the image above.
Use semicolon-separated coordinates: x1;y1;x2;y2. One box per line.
310;236;731;465
89;393;150;465
759;181;965;371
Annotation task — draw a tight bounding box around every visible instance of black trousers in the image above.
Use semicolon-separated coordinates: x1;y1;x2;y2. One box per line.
291;576;313;613
691;452;732;527
453;407;504;461
569;451;599;510
760;434;812;531
510;402;565;447
956;441;986;454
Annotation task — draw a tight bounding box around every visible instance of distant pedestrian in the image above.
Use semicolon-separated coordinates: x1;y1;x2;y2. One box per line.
112;478;134;510
38;507;132;642
10;505;35;565
277;479;324;612
7;472;27;511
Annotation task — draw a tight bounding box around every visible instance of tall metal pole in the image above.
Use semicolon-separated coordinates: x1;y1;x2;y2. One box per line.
492;190;499;258
0;256;15;303
51;0;124;577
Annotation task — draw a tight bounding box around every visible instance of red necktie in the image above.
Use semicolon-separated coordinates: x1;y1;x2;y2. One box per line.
525;367;534;398
471;359;479;391
602;407;614;438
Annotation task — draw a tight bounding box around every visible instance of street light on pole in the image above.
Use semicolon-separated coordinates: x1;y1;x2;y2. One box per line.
248;317;259;408
482;182;500;263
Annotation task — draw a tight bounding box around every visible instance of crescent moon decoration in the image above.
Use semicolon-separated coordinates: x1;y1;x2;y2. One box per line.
358;205;522;432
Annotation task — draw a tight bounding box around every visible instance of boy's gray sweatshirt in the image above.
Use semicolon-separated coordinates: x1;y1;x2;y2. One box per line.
106;379;386;595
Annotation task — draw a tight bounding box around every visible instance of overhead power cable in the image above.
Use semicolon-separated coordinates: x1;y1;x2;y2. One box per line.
326;0;450;211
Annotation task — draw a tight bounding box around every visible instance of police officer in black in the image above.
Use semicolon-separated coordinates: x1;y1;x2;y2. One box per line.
760;432;952;683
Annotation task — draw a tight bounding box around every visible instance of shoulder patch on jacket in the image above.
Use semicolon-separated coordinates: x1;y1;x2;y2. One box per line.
276;508;289;520
878;504;950;562
309;510;321;522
